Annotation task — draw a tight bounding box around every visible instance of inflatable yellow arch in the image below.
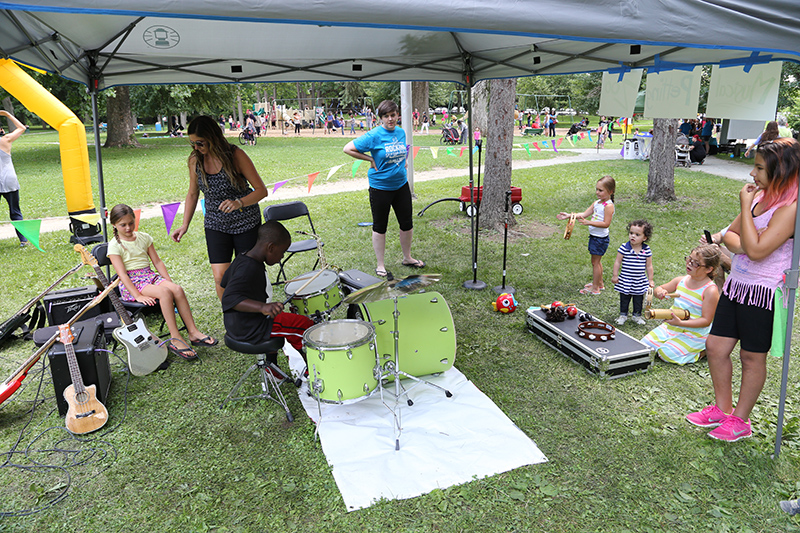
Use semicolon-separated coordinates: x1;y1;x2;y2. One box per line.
0;59;97;230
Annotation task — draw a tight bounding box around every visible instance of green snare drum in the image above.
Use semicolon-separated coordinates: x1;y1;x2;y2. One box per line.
284;269;343;321
350;291;456;379
303;319;378;403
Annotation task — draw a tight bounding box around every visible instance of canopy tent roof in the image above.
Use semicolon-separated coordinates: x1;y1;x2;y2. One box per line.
1;1;799;90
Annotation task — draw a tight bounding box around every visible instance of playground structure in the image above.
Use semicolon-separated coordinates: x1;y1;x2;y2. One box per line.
516;94;575;125
0;59;100;243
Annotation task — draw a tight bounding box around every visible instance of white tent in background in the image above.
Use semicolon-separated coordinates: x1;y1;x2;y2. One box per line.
2;0;800;455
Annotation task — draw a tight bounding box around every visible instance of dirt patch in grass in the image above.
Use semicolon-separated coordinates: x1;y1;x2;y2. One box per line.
430;215;560;242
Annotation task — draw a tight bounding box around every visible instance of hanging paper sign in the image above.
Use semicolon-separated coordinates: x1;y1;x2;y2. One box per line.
598;69;644;117
160;202;181;236
351;160;363;177
307;172;320;193
273;180;288;194
11;219;43;251
644;66;702;118
326;164;344;180
706;62;782;120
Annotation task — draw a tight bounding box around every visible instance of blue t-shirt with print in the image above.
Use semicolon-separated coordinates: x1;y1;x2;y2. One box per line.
352;125;407;191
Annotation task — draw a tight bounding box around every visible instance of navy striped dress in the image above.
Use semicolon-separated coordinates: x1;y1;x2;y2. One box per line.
614;241;651;295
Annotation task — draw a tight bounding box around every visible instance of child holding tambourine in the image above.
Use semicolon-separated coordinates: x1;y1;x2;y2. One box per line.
557;175;616;295
640;244;721;365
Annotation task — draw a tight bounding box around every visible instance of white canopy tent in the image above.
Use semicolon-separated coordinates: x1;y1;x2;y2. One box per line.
2;0;800;455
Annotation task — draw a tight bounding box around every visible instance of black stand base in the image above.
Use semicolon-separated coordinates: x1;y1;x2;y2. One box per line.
463;279;487;290
493;285;515;294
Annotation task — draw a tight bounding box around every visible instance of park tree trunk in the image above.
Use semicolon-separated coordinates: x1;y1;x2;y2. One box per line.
471;80;489;134
412;82;429;124
104;86;141;148
646;117;679;203
479;78;517;231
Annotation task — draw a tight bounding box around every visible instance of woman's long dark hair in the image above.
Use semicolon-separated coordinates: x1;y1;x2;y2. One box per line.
187;116;247;190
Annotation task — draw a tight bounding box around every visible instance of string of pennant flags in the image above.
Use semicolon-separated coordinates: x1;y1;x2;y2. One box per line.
8;131;591;251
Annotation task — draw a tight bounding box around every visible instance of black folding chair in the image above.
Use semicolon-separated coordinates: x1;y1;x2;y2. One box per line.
262;201;322;284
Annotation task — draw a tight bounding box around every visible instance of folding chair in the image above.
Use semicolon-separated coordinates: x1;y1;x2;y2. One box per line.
262;201;322;284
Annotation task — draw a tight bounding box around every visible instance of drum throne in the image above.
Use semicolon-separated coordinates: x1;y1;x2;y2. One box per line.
219;335;298;422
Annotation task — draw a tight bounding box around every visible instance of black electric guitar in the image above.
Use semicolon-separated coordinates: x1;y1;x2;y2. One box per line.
0;280;118;406
74;244;167;376
58;324;109;434
0;262;83;343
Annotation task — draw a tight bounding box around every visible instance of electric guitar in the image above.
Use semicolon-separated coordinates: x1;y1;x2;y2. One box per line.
58;323;109;434
0;280;118;406
0;262;83;343
74;244;167;377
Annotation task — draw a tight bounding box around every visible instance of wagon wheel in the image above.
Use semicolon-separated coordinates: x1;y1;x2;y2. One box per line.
511;202;523;215
238;132;246;145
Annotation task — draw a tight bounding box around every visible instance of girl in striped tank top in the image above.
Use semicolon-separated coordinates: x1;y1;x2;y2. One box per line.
641;245;721;365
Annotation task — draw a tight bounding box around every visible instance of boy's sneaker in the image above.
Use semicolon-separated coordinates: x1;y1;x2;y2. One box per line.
780;500;800;515
615;315;628;325
686;405;730;428
708;415;752;442
631;315;646;325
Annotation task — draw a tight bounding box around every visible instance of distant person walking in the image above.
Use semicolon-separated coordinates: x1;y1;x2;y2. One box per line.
0;110;29;246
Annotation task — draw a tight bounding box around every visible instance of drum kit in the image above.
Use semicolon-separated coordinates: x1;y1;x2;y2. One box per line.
284;267;456;450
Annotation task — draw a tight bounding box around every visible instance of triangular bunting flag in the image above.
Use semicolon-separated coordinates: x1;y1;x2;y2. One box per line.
430;147;439;159
200;198;206;215
11;219;43;251
459;146;466;157
523;143;531;156
580;132;586;139
541;140;549;149
326;164;344;180
587;131;593;142
557;138;563;148
533;142;540;152
161;202;181;236
352;160;363;177
567;136;574;147
413;146;421;159
134;208;141;230
472;146;478;154
446;147;455;156
273;180;288;194
307;172;320;193
72;212;101;225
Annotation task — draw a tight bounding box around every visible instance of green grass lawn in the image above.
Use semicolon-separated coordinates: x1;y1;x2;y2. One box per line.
2;134;800;532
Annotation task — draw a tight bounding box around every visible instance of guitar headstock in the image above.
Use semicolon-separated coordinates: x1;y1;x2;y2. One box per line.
74;244;98;268
57;324;74;345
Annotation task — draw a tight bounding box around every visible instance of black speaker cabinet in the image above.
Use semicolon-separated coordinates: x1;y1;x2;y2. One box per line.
48;320;111;416
42;285;109;327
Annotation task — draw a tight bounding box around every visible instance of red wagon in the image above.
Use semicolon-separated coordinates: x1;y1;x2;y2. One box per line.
459;185;523;217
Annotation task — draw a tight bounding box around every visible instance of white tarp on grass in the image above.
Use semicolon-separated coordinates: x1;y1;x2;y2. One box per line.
286;347;547;511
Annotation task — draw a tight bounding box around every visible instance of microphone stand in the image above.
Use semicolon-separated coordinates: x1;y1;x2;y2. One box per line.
494;189;515;294
463;139;486;290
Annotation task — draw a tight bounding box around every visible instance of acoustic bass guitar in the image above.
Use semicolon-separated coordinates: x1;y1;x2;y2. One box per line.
0;280;118;406
74;244;167;376
58;323;109;434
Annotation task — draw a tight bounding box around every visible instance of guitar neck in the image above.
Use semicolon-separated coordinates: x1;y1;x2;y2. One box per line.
2;262;83;327
91;264;133;326
63;340;87;398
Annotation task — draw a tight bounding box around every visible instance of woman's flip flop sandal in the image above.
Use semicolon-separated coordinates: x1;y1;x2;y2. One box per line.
402;259;426;268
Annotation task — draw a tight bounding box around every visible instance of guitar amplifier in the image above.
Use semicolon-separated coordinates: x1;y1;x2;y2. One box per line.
48;320;111;416
34;313;121;346
42;285;110;327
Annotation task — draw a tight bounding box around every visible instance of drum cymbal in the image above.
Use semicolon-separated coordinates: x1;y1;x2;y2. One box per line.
342;274;442;304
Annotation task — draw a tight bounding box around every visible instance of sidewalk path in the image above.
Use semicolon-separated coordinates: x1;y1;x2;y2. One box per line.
0;148;751;241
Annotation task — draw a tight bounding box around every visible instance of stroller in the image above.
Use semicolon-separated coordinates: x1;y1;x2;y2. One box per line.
441;126;460;145
566;123;583;136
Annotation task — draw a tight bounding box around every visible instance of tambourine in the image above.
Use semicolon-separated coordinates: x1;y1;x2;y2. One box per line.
644;287;654;310
563;213;577;240
576;320;616;342
643;308;690;320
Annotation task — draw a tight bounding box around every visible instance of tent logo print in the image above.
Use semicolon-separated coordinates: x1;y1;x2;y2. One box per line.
143;26;180;49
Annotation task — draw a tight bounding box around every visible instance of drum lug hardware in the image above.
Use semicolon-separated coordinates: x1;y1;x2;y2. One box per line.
430;297;438;303
318;349;325;361
440;358;449;365
312;378;324;393
337;389;344;401
346;348;354;360
440;327;448;332
377;319;386;326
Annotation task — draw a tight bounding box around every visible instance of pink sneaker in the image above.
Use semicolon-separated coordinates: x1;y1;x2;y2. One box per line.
685;405;730;428
708;415;752;442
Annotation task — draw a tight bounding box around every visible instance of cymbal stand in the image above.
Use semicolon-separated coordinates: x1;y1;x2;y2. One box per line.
375;295;453;450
